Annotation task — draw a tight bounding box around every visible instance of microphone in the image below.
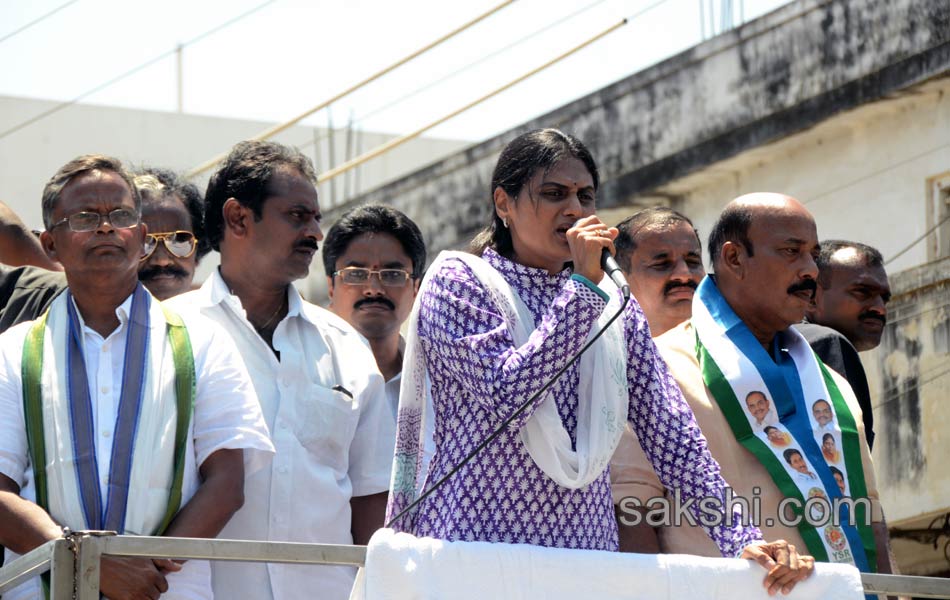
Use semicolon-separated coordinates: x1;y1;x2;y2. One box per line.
601;248;631;300
573;219;631;299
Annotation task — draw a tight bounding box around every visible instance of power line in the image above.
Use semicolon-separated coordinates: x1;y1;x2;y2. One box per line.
885;211;950;266
875;363;950;410
0;0;277;142
886;303;950;326
308;0;669;195
0;0;80;45
804;142;950;205
186;0;517;178
294;0;615;152
787;139;950;266
317;19;629;184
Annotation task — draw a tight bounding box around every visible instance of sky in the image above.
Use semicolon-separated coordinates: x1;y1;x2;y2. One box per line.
0;0;787;143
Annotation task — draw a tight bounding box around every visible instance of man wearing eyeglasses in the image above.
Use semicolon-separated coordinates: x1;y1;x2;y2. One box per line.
323;205;434;491
0;170;207;335
323;205;425;412
166;141;393;600
0;154;273;600
135;168;210;301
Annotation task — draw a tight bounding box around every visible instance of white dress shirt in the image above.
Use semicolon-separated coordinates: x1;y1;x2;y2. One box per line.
0;292;274;600
167;270;394;600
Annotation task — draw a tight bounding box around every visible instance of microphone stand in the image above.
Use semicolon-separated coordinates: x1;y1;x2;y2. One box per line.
386;288;631;529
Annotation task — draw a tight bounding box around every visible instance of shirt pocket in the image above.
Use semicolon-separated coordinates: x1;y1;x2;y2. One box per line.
293;384;359;471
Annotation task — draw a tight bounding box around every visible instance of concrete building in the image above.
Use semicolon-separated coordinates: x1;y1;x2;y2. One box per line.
330;0;950;575
0;94;468;287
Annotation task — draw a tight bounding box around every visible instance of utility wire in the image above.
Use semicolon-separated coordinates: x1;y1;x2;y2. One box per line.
804;142;950;206
886;303;950;326
0;0;276;142
186;0;517;178
0;0;80;45
875;364;950;410
294;0;615;152
886;212;950;266
313;0;669;185
317;18;628;184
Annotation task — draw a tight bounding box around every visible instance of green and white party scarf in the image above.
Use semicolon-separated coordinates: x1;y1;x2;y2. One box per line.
22;287;194;535
692;276;875;572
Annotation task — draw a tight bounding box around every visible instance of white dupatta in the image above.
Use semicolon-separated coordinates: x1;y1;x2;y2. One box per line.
389;250;628;522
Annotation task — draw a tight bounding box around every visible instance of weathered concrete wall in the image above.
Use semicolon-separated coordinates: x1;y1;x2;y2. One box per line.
654;76;950;273
863;257;950;576
330;0;950;259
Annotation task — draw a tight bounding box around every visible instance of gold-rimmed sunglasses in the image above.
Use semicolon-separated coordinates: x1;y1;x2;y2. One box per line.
142;231;198;260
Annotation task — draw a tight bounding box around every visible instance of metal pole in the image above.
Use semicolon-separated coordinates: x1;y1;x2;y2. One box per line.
75;534;105;600
317;18;628;184
0;540;56;593
313;126;324;202
699;0;706;39
343;110;355;202
176;44;184;113
863;573;950;599
49;537;76;600
354;126;364;196
326;107;337;207
99;536;367;566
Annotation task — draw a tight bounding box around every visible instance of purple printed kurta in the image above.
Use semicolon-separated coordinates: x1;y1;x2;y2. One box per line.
404;249;762;554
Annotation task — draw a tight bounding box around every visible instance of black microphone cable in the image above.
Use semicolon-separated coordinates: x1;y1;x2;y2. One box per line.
386;289;631;529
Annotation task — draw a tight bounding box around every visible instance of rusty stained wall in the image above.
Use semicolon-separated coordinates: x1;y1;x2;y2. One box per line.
863;257;950;573
328;0;950;259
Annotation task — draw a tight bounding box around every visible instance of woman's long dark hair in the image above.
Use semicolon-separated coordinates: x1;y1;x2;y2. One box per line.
469;128;599;257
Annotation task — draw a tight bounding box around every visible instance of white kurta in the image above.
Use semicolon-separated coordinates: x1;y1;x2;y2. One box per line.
167;271;394;600
0;292;274;600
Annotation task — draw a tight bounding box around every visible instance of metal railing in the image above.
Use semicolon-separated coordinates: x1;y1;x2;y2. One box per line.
2;532;949;599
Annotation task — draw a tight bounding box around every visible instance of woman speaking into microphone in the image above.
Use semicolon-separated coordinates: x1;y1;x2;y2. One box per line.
388;129;811;593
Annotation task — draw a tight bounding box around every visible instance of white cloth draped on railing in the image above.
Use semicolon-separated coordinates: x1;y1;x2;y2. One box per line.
350;528;864;600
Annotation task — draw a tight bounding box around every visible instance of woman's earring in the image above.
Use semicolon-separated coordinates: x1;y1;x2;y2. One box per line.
502;217;508;229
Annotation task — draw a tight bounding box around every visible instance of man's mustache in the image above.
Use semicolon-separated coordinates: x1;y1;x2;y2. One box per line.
787;278;818;299
354;297;395;311
858;310;886;326
139;265;188;281
296;239;319;251
663;280;698;296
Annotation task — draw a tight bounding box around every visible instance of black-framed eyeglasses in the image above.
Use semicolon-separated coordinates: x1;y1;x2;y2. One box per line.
142;231;198;260
49;209;140;233
333;267;413;287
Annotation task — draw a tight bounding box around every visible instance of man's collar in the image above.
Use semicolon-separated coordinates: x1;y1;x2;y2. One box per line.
68;289;136;335
207;268;232;306
208;268;320;327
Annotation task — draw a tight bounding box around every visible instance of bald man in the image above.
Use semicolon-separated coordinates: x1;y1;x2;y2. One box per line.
613;193;894;577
